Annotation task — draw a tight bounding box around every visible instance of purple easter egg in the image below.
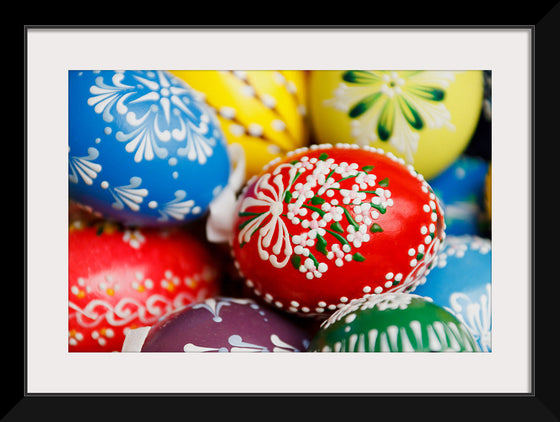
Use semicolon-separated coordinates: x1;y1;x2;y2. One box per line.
122;297;311;352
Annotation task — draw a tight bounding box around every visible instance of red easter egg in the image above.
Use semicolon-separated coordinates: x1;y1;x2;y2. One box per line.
68;220;221;352
231;143;445;316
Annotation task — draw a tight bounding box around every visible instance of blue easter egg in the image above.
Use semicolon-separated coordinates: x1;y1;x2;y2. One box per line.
429;155;489;236
68;70;231;226
411;235;492;351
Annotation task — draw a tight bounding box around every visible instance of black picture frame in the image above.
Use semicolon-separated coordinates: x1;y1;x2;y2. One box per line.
19;18;553;420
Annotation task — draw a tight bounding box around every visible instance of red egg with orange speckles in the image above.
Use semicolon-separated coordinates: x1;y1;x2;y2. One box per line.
68;219;221;352
231;143;445;316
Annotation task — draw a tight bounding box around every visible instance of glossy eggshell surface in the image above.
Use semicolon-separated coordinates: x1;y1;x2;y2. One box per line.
136;297;311;352
308;70;484;180
308;293;480;352
170;70;309;179
231;144;445;316
68;70;231;226
68;222;221;352
411;235;492;351
429;156;490;236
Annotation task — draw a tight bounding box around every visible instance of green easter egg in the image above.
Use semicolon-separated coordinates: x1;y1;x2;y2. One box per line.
308;293;479;352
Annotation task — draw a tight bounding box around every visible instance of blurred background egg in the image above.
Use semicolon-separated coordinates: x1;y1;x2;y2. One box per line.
69;70;232;227
122;297;312;352
307;293;479;352
170;70;309;179
429;155;490;236
68;212;222;352
308;70;484;180
410;235;492;351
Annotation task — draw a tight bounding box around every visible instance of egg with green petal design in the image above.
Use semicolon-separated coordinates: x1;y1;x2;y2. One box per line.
309;70;484;180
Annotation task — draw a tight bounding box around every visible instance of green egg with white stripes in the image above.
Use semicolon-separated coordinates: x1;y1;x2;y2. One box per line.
307;293;480;352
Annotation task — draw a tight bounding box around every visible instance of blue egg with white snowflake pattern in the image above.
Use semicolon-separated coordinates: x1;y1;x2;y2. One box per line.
410;235;492;351
68;70;231;226
429;155;490;236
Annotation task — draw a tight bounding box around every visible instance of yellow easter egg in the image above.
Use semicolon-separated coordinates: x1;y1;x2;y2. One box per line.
170;70;309;179
309;70;484;180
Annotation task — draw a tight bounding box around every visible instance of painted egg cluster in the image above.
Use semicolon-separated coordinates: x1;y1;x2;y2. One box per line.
68;69;491;354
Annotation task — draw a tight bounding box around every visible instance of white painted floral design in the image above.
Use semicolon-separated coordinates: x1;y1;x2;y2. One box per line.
321;293;417;330
87;70;218;165
448;283;492;352
68;146;102;185
122;229;146;249
69;292;196;328
325;71;458;162
237;166;296;269
191;297;254;323
156;190;198;222
236;151;394;279
182;333;304;352
106;176;148;211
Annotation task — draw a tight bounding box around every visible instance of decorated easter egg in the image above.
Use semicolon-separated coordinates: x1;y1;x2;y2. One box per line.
429;155;490;236
231;143;445;317
170;70;309;179
410;235;492;351
308;70;484;180
68;219;221;352
122;297;311;352
308;293;480;352
69;70;231;227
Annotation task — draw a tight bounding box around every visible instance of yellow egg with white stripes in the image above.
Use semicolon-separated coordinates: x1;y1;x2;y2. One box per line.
308;70;484;180
170;70;309;179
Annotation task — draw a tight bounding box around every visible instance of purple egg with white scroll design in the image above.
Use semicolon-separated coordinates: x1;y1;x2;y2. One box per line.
122;297;312;352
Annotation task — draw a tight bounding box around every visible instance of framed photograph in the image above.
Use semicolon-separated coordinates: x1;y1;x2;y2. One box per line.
22;23;547;419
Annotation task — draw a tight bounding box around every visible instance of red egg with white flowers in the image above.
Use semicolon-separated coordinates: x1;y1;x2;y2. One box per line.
68;219;221;352
231;143;445;316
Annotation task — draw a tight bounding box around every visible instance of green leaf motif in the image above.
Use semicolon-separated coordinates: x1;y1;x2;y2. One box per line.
316;234;328;255
362;165;375;172
342;208;360;231
352;252;366;262
370;223;383;233
318;152;330;161
377;101;395;141
330;221;344;233
311;196;326;205
349;92;382;118
397;95;424;130
378;177;389;187
409;85;445;102
284;190;293;204
291;254;301;270
342;70;380;84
